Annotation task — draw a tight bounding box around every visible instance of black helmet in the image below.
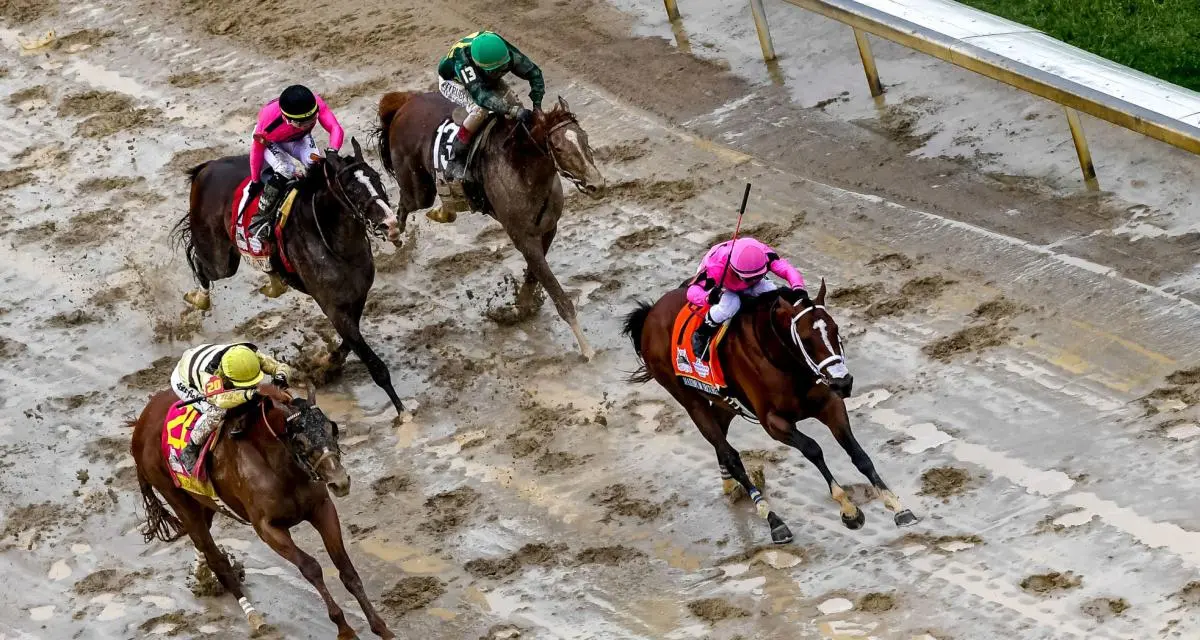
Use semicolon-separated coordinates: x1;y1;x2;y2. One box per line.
279;85;318;121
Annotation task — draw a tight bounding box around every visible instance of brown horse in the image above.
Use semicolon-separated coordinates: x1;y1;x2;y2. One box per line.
174;141;407;415
375;92;604;360
131;384;393;639
623;283;918;544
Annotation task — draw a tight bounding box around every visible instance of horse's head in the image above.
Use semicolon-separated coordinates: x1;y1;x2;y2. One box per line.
774;279;853;398
322;137;400;242
259;384;350;496
536;97;604;198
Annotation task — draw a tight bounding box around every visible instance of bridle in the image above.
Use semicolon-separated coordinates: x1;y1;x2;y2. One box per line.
258;397;337;483
321;158;391;240
774;298;848;380
522;116;591;194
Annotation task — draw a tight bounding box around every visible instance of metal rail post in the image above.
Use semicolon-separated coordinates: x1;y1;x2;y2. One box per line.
1064;107;1099;187
750;0;777;61
853;27;883;97
664;0;680;21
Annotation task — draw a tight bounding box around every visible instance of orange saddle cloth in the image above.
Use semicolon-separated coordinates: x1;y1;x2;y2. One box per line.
671;306;730;396
161;401;217;499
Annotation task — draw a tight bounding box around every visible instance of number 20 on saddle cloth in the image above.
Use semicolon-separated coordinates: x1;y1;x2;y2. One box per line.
162;396;219;500
672;305;731;396
229;177;300;273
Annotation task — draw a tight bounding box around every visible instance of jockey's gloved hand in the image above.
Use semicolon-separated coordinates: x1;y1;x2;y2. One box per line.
325;147;338;158
793;286;809;300
515;108;535;127
272;371;289;389
706;287;722;306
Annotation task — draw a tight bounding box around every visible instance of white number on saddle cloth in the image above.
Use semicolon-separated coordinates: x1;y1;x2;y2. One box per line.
433;120;461;172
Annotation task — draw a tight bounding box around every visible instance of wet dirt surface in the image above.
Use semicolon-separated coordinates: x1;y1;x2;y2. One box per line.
2;1;1200;639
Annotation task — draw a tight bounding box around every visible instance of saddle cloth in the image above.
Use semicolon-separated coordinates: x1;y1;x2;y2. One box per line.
671;305;730;396
162;401;218;499
229;177;299;272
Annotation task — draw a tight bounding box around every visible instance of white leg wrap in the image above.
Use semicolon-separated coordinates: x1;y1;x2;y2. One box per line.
239;596;256;615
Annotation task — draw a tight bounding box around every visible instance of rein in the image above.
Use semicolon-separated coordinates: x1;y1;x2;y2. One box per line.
766;298;846;379
257;396;325;483
321;159;390;243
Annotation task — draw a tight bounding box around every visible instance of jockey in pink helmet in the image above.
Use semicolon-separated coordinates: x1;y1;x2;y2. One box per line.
686;237;807;358
247;84;344;255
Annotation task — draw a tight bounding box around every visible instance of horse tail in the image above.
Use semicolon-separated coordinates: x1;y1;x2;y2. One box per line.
170;163;207;283
137;467;185;543
622;301;655;384
375;91;415;178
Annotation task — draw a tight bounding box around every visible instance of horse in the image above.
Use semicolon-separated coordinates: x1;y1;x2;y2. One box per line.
173;140;407;415
131;384;394;639
622;282;919;544
375;92;604;361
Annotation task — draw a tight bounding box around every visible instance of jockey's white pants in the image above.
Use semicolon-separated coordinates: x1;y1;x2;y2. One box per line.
438;78;518;132
265;134;316;179
170;368;224;446
707;279;778;324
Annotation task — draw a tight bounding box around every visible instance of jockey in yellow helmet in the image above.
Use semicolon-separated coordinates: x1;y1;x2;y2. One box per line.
171;343;293;473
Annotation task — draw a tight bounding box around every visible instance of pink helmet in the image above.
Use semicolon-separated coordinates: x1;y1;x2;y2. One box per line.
729;240;770;279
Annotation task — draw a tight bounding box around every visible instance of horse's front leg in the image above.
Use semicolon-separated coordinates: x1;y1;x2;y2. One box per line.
815;397;920;527
310;498;394;639
764;412;865;530
255;519;358;640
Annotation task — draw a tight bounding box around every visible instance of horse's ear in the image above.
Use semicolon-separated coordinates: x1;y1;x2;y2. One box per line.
816;278;827;305
306;385;317;405
557;96;569;112
351;137;364;160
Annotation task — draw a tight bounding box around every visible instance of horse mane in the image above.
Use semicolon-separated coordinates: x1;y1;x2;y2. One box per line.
374;91;419;178
743;287;807;313
528;103;577;146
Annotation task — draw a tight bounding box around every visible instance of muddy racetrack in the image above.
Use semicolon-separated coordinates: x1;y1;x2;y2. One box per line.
3;0;1200;638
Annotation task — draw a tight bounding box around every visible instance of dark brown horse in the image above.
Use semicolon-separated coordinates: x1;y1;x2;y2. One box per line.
375;92;604;360
623;283;918;544
131;384;393;639
174;141;407;414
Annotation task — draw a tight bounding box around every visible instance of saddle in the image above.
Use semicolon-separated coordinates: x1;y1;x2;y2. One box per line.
229;177;300;274
431;114;499;219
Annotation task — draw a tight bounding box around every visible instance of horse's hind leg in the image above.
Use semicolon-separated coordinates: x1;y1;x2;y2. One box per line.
255;519;358;640
159;489;265;631
764;412;865;530
816;399;919;527
512;236;594;361
310;497;394;639
682;398;793;544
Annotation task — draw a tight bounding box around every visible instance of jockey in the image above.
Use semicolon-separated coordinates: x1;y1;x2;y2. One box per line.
437;31;544;181
171;342;293;473
248;85;344;256
686;237;807;359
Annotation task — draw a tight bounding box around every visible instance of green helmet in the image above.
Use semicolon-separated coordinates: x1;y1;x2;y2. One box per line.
470;32;511;71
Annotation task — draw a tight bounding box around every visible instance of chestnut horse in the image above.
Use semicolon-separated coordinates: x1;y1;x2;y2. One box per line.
623;283;918;544
131;384;393;639
375;92;604;360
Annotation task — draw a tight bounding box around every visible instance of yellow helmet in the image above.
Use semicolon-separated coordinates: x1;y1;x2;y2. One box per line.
219;345;265;389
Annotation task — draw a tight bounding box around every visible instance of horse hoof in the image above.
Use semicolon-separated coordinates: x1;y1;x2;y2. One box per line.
247;611;267;631
183;290;211;311
894;509;920;527
579;347;596;363
770;522;794;545
426;208;457;224
841;508;866;530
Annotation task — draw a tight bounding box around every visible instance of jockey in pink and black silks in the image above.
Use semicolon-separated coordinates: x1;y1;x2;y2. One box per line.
247;85;345;253
686;237;808;358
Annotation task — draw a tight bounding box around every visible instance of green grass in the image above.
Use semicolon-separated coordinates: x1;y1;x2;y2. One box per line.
957;0;1200;91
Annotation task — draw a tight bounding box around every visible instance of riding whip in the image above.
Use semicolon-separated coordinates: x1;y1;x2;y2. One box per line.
713;182;752;300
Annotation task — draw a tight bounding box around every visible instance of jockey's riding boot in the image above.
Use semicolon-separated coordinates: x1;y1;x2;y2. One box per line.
444;134;471;182
692;316;720;361
179;441;202;475
249;181;283;253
